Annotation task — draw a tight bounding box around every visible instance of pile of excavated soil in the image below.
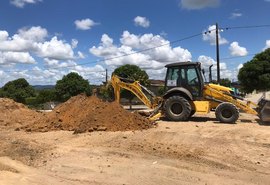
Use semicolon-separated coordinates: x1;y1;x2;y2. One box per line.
0;98;41;128
22;94;153;133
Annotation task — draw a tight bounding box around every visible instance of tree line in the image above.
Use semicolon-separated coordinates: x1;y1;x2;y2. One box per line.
0;72;92;106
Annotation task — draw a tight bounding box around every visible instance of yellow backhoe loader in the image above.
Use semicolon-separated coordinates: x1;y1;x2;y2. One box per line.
111;62;270;123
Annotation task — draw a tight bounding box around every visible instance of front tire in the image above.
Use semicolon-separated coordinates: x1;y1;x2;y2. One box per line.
164;96;191;121
215;102;239;123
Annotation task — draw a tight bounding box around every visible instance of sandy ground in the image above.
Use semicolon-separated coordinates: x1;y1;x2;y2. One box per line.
245;91;270;102
0;111;270;185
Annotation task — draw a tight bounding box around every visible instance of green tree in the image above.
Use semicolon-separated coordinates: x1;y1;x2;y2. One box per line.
113;64;149;109
157;86;166;96
36;89;57;104
55;72;92;101
1;78;35;103
238;48;270;93
219;78;231;87
0;88;4;97
98;83;115;101
210;79;231;87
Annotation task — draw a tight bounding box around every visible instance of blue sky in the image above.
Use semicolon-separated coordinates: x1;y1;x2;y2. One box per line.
0;0;270;85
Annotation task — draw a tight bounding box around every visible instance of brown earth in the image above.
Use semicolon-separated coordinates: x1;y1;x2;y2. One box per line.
0;98;41;129
0;94;270;184
0;113;270;185
21;94;153;133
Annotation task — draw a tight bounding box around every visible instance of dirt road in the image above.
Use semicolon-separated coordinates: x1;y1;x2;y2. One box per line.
0;112;270;185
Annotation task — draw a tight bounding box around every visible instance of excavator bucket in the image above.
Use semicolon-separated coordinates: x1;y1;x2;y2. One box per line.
257;98;270;123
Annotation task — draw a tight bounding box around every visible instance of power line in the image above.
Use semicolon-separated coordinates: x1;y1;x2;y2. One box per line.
223;24;270;30
220;53;256;61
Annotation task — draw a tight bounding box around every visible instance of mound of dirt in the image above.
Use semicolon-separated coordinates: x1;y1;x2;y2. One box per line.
22;95;153;133
0;98;41;128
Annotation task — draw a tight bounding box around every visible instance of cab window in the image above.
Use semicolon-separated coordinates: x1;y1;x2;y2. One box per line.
186;68;199;85
166;68;179;86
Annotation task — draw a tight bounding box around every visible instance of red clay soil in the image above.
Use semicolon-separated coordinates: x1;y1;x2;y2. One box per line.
0;98;41;129
22;94;153;133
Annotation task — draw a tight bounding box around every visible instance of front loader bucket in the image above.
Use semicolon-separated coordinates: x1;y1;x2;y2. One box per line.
258;98;270;123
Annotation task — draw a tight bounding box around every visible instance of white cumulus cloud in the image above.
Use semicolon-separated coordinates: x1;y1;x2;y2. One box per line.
134;16;150;28
74;18;98;30
90;34;118;57
229;42;248;56
0;51;35;65
35;36;75;60
0;27;76;61
90;31;192;79
1;62;106;86
44;58;77;68
203;25;228;45
77;51;85;59
180;0;220;10
10;0;42;8
263;40;270;50
237;64;243;71
0;31;9;41
0;26;109;86
198;55;240;81
0;33;35;52
198;55;215;69
18;26;47;42
71;39;78;49
71;64;106;84
230;12;243;19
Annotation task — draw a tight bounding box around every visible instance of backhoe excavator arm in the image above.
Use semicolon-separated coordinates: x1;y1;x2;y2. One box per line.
111;75;161;109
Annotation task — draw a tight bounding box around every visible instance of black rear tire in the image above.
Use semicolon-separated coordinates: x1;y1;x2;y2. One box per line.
215;102;239;123
189;110;196;118
164;96;191;121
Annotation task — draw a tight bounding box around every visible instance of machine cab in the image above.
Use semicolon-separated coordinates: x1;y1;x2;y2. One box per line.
165;62;204;99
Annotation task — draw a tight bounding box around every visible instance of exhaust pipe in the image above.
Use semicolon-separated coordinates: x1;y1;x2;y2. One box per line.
209;64;213;82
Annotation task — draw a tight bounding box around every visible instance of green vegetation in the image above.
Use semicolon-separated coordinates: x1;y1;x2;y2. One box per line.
0;72;92;106
238;48;270;93
157;86;166;96
0;78;35;103
113;64;149;85
219;78;231;87
36;89;57;104
211;78;231;87
55;72;92;102
98;83;114;101
112;64;149;107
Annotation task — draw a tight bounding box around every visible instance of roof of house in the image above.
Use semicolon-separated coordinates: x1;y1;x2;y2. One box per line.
149;79;164;86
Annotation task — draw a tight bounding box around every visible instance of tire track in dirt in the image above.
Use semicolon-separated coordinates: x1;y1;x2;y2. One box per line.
195;121;270;174
83;129;236;173
0;131;51;167
228;126;270;174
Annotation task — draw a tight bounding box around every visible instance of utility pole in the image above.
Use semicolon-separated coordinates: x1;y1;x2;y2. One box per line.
215;22;220;84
